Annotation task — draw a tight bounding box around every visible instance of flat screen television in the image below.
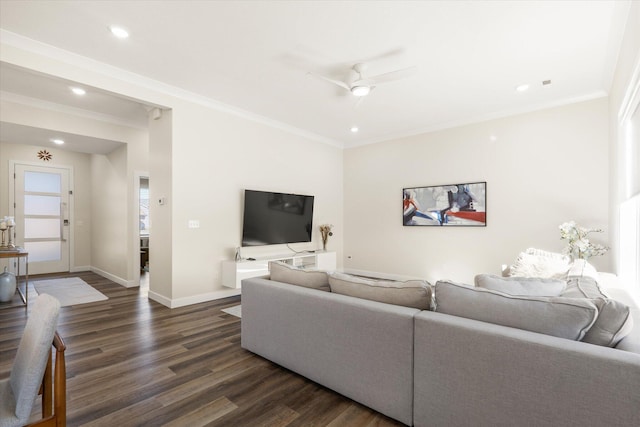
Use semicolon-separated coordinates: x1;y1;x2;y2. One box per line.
241;189;314;247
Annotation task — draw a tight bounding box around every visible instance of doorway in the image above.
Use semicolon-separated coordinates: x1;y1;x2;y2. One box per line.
11;162;72;274
137;174;150;290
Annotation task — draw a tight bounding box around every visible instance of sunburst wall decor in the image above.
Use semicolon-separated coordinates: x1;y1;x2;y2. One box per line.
37;150;52;161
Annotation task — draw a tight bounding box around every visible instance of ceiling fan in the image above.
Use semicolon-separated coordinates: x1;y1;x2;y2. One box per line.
309;63;417;98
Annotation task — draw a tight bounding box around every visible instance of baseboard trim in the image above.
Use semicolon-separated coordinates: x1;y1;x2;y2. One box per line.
148;290;172;307
70;265;91;273
148;288;242;309
90;267;136;288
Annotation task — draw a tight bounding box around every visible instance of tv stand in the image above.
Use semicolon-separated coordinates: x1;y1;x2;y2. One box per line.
222;251;336;289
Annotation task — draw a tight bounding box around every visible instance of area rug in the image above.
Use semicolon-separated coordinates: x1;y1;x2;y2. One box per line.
33;277;108;307
222;305;242;318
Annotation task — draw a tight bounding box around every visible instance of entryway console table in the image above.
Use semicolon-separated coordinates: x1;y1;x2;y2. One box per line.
222;251;336;289
0;248;29;309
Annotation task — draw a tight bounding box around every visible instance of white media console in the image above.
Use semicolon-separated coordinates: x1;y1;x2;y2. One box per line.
222;251;337;289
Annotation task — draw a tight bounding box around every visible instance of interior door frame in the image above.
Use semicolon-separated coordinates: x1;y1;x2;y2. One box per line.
9;160;75;273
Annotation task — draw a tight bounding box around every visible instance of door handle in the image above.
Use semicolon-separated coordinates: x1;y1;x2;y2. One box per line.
60;202;67;242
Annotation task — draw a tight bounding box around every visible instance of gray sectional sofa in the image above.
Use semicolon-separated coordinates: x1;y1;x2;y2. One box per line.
241;273;640;426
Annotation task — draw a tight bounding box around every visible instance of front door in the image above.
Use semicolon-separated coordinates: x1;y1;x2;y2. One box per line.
13;164;71;274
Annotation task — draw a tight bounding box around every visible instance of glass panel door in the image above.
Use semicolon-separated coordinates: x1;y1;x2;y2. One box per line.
14;164;70;274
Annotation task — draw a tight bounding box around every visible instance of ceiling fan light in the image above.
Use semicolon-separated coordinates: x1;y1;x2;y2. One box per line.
109;25;130;39
70;87;86;96
351;86;370;97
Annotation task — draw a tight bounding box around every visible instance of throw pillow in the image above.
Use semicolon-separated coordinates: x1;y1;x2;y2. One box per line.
269;261;330;292
474;274;566;297
328;272;432;310
524;247;570;261
434;280;598;341
508;249;571;279
560;276;633;347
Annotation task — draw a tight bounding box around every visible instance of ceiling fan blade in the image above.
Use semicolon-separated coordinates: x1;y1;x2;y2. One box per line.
369;66;417;85
307;72;350;91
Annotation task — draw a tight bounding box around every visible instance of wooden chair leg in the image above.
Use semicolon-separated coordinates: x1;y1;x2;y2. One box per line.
42;349;53;418
53;335;66;426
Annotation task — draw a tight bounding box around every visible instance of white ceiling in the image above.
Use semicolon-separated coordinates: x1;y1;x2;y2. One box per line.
0;0;630;149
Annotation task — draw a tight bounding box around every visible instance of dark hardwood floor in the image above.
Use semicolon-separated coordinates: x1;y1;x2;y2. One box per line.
0;272;404;426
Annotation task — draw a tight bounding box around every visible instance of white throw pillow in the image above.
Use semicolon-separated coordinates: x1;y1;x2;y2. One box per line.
508;249;571;279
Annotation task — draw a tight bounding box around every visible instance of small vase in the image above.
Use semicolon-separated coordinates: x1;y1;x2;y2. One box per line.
0;266;17;302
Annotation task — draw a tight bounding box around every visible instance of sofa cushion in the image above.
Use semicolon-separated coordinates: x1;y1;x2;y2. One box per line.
328;272;431;310
269;261;330;292
561;275;633;347
434;280;598;340
475;274;566;296
508;248;571;279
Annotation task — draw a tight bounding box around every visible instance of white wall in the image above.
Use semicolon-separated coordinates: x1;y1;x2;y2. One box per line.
90;146;129;282
147;108;172;301
165;100;343;305
608;1;640;281
344;98;610;284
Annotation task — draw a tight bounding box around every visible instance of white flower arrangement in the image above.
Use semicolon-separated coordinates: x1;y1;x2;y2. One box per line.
559;221;609;260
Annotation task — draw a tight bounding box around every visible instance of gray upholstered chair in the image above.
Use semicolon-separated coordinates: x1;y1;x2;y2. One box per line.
0;294;65;427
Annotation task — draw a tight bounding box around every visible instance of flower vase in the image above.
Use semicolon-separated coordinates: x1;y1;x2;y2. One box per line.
0;266;17;302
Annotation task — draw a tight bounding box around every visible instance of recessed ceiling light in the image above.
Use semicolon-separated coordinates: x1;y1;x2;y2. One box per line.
70;87;86;96
51;139;65;145
350;127;359;133
109;26;129;39
516;84;529;92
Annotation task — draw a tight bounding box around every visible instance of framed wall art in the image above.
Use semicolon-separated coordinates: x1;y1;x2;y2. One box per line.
403;182;486;226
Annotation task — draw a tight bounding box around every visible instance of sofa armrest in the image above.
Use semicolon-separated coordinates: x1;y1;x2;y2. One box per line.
241;277;419;426
413;311;640;427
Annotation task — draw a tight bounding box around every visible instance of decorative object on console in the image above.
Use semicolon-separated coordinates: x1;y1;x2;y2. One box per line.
0;216;16;250
403;182;486;226
0;266;17;302
0;219;6;249
319;224;333;251
559;221;609;260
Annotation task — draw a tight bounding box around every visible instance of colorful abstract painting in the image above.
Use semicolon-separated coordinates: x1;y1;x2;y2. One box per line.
403;182;486;226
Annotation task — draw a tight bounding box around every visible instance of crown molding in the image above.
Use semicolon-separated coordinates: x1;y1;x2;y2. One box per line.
0;30;344;149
